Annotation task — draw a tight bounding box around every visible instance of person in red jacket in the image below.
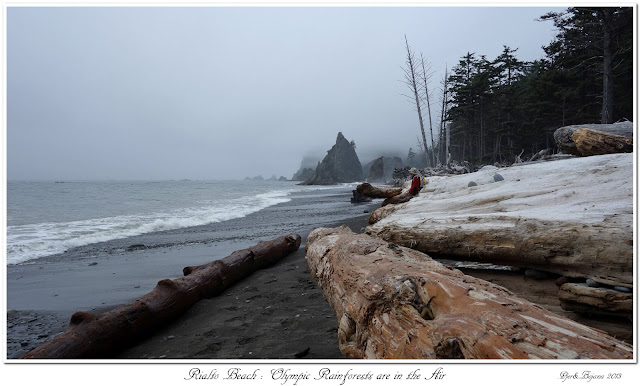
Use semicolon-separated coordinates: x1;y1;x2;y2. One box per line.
409;168;422;195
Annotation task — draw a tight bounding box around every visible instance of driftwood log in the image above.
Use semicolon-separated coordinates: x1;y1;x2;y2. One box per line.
305;226;632;359
554;122;633;156
356;182;403;198
22;234;301;359
381;191;413;206
559;283;633;318
572;128;633;156
367;154;633;290
350;189;372;203
355;182;412;206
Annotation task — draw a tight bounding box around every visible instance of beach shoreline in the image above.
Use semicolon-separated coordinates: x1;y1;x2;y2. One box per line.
6;187;380;359
6;181;633;359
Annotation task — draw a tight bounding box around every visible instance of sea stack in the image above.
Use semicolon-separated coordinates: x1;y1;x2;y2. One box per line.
302;132;363;185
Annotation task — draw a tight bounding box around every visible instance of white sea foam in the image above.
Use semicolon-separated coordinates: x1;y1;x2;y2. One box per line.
6;187;293;265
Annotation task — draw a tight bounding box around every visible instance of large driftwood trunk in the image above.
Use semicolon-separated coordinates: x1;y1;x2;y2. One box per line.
572;128;633;156
381;191;414;206
305;226;632;359
367;154;633;289
22;234;301;359
356;182;403;198
554;122;633;156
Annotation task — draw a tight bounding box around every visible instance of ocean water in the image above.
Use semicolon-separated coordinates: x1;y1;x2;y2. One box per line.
6;180;358;265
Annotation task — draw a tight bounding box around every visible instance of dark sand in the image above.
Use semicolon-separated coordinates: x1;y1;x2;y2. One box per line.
115;232;357;360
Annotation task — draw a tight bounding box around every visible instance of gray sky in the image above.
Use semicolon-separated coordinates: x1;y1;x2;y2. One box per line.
7;5;563;180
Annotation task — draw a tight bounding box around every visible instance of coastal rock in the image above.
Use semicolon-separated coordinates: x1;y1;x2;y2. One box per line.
305;226;632;359
384;157;404;181
302;133;362;185
291;155;319;181
366;157;386;183
366;154;633;288
364;156;404;183
554;121;633;156
291;168;315;182
585;278;600;288
559;283;632;318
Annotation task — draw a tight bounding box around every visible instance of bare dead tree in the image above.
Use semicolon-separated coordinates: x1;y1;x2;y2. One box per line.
420;53;437;167
415;135;426;167
401;35;429;166
438;65;449;166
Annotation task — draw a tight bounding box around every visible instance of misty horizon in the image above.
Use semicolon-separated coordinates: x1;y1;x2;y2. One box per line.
7;6;562;181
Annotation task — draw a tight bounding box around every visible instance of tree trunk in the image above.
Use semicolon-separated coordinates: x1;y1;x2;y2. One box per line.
600;8;614;124
22;234;302;359
420;54;437;167
306;226;632;359
404;36;429;165
439;68;448;166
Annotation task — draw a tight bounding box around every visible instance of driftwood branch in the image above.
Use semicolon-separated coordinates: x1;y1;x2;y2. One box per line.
22;234;302;359
305;226;632;359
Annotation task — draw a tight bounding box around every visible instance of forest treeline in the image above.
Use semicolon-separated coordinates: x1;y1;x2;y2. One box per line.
405;7;633;167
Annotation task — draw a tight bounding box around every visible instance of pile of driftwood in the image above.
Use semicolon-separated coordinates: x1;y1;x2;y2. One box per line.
306;226;633;359
22;234;301;359
390;162;475;186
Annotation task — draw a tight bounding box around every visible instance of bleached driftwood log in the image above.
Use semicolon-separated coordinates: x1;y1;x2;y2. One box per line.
559;283;633;318
356;182;403;198
367;154;633;289
554;121;633;156
22;234;302;359
305;226;632;359
572;128;633;156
